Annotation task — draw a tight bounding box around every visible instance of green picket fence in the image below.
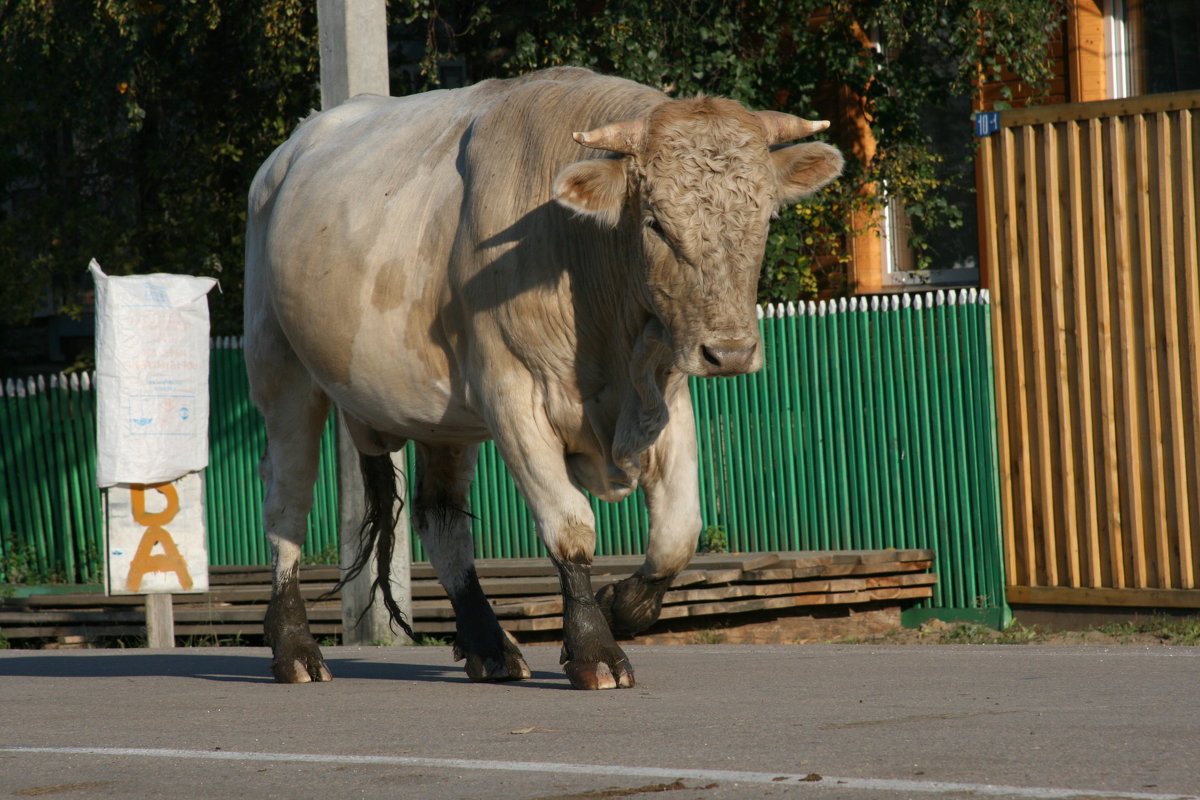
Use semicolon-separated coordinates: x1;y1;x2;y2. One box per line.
0;290;1006;623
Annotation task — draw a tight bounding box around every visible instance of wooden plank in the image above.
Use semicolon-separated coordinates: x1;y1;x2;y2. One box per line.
1109;115;1148;588
739;568;796;582
0;611;144;624
411;574;620;599
1131;115;1161;587
685;553;781;571
1023;124;1058;585
1092;117;1125;588
11;593;144;608
1000;127;1038;587
1134;113;1171;588
999;89;1200;127
0;625;146;640
1066;119;1103;588
1176;109;1200;590
486;597;563;618
1007;585;1200;609
1156;110;1191;591
1044;121;1081;587
689;568;745;586
209;566;341;585
774;549;932;566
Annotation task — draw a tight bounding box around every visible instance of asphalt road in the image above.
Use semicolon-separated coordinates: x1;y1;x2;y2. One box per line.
0;643;1196;800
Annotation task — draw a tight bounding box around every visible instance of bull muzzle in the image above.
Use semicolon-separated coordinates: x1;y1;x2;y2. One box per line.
699;337;760;377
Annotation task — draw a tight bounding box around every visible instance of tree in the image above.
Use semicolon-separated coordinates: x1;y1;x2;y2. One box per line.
403;0;1065;298
0;0;320;347
1;0;1063;366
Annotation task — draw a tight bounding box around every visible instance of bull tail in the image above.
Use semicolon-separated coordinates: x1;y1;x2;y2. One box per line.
327;452;415;640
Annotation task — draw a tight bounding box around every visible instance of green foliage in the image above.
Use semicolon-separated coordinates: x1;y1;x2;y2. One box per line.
1;0;1064;331
301;541;340;566
403;0;1064;297
1095;616;1200;646
698;525;728;554
0;0;320;335
940;621;1042;644
1;534;66;585
413;634;451;646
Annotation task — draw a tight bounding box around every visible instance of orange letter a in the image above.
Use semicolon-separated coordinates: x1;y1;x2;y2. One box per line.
126;484;193;593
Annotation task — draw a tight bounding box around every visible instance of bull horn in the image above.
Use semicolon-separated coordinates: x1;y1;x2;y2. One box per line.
572;118;648;155
754;111;830;144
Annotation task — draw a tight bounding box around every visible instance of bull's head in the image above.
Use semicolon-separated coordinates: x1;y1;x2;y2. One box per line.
553;97;843;378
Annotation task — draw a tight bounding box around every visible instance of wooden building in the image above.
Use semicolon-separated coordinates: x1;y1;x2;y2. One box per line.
850;0;1200;620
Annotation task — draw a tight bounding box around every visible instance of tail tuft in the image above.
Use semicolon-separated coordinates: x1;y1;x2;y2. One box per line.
325;452;415;640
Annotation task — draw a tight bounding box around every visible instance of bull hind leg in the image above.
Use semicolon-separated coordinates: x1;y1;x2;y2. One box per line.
248;332;334;683
414;443;530;682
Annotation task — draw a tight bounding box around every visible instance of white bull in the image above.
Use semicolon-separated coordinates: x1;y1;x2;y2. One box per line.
244;67;842;688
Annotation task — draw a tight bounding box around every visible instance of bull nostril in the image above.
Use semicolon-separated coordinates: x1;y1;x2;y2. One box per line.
700;340;758;375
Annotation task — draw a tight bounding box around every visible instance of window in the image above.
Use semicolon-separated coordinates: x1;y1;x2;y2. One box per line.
1106;0;1200;98
881;91;980;289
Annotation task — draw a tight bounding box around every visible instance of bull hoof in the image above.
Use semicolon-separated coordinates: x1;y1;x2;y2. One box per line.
563;656;635;690
560;640;635;690
453;630;532;682
596;575;670;636
270;640;332;683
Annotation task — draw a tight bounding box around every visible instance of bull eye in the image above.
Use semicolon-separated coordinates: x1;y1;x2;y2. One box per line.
645;217;664;236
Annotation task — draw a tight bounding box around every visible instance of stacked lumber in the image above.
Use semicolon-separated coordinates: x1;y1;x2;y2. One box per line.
0;550;934;644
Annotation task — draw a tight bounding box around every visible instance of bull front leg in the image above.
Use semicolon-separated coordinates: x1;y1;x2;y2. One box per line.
597;386;703;636
556;554;636;689
487;395;635;690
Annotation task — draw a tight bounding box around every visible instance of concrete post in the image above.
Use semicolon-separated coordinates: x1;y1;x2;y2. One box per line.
144;593;175;648
336;425;412;646
317;0;390;108
318;0;411;645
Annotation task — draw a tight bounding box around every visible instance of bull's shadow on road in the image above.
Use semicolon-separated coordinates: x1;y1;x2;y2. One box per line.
0;651;564;688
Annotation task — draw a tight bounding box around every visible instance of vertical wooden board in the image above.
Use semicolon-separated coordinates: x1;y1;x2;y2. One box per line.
1090;118;1125;588
1132;114;1169;587
1067;121;1104;587
1109;116;1149;588
1022;125;1057;585
1043;122;1080;586
1154;111;1189;590
999;128;1038;587
1175;109;1200;589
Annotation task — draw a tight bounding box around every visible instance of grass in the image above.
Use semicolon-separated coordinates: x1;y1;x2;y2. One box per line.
412;634;451;646
939;621;1044;645
1092;616;1200;645
691;627;726;645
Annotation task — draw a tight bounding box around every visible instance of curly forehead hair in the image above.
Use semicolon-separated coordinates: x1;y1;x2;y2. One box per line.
640;97;775;267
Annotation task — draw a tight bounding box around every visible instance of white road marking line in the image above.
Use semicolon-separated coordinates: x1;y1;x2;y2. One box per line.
1;745;1194;800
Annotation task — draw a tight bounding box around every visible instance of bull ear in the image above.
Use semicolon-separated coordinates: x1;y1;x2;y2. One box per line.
553;158;627;228
772;142;844;203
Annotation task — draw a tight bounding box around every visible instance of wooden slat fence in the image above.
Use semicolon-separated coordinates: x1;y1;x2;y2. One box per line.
979;90;1200;607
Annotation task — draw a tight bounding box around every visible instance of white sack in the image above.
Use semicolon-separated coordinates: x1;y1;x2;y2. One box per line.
90;260;218;488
